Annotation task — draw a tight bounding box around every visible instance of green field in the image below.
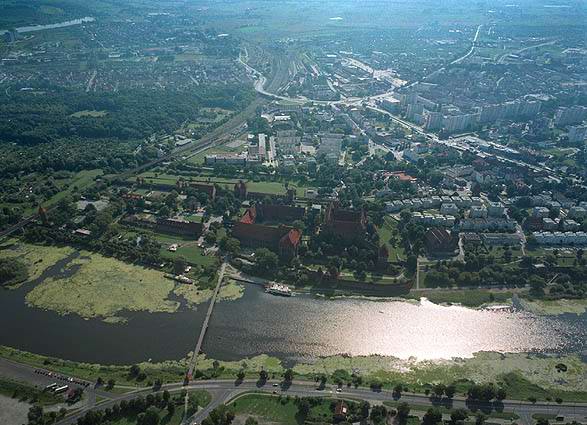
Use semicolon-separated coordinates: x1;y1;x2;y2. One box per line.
230;393;335;425
405;289;514;308
134;171;313;196
119;228;216;267
377;216;406;261
110;391;209;425
43;169;103;209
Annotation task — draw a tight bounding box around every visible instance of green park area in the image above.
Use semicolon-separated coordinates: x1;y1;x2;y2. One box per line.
405;289;514;308
376;216;406;261
43;169;103;209
120;227;215;267
109;390;209;425
133;171;314;196
229;393;340;425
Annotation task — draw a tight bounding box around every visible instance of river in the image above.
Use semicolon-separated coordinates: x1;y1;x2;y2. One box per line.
1;17;95;35
0;275;584;365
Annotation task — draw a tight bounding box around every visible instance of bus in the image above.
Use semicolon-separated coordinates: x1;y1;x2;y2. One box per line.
54;385;69;394
44;383;58;391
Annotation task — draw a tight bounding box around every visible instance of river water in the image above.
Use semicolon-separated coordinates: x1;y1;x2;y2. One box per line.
0;273;585;365
1;17;95;35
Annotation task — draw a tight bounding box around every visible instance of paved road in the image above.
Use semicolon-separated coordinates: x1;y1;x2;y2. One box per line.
47;378;587;425
0;357;111;410
2;355;583;425
451;24;483;65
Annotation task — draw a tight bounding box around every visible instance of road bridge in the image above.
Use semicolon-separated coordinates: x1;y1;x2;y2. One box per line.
182;261;227;421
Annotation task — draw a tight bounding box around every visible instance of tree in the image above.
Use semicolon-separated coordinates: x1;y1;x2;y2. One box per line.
173;256;187;275
254;248;278;272
433;383;446;397
28;406;44;424
450;408;469;424
370;405;388;425
283;368;294;383
236;369;245;381
258;369;268;384
496;388;507;401
130;364;141;377
167;402;175;417
396;402;411;425
0;258;28;286
297;399;311;417
422;408;443;425
393;383;403;397
219;237;240;255
475;413;486;425
406;255;417;273
107;378;116;390
445;384;456;398
138;407;160;425
201;404;235;425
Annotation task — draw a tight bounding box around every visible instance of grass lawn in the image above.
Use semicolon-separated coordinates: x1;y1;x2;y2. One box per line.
107;390;210;425
119;228;216;267
133;172;314;196
43;169;103;208
336;268;404;285
377;216;406;261
405;289;514;308
161;243;216;267
230;393;299;424
230;393;336;424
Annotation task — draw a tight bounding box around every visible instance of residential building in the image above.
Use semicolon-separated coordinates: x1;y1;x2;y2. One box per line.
555;106;587;127
568;125;587;143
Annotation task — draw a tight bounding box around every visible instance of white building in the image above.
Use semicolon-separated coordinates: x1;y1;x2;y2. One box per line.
440;203;459;216
487;202;506;218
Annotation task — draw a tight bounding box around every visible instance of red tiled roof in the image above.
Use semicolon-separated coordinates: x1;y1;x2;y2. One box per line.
239;207;257;224
280;228;301;247
233;223;287;244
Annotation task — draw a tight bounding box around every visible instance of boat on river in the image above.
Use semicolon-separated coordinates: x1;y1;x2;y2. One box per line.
265;282;292;297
